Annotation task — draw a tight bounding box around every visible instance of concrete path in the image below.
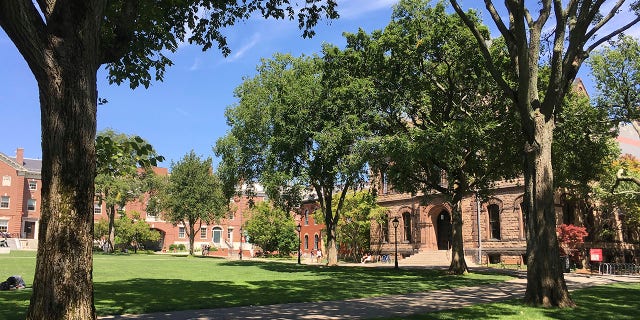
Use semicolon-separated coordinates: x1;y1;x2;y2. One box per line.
100;271;640;320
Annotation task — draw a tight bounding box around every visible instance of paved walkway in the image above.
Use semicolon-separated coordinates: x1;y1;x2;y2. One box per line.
101;270;640;320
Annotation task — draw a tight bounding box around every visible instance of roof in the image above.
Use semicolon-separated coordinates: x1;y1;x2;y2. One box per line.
0;152;41;178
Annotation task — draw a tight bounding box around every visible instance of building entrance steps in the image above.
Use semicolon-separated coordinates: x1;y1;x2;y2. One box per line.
398;249;450;266
100;270;640;320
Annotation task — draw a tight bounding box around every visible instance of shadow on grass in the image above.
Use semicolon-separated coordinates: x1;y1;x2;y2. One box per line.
0;260;511;319
396;283;640;320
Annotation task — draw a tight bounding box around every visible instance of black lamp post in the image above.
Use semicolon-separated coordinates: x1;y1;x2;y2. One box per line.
239;227;243;261
296;223;302;264
392;217;400;270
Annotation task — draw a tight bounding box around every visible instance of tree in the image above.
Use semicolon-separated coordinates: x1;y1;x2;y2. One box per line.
590;35;640;136
335;191;385;262
351;0;521;274
556;223;588;267
589;35;640;189
163;151;226;256
0;1;337;318
215;53;375;265
449;0;640;307
95;129;163;253
114;211;161;253
244;202;298;255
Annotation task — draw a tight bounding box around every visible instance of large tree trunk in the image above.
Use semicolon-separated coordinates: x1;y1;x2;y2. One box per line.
448;194;468;275
26;43;99;320
523;114;574;307
18;3;104;318
325;205;338;266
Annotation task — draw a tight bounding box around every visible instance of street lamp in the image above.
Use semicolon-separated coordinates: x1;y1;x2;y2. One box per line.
392;217;400;270
239;227;243;261
296;223;302;264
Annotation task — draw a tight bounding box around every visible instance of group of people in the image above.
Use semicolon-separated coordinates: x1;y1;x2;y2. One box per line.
361;252;374;264
0;275;26;290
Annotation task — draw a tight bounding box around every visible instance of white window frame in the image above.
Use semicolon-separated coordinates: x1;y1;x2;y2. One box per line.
227;227;234;243
200;226;207;239
93;203;102;214
27;199;36;211
212;227;222;244
0;196;9;209
0;219;8;233
178;226;186;238
2;176;10;186
28;180;37;191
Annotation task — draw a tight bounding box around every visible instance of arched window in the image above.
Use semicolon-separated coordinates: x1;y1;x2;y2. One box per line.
304;209;309;225
488;204;501;240
212;227;223;244
402;211;412;242
304;235;309;250
314;234;320;250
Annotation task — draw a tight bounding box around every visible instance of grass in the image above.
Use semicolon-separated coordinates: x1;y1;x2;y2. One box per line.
391;283;640;319
0;251;510;319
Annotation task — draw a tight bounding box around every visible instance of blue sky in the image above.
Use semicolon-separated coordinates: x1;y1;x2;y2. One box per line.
1;1;638;167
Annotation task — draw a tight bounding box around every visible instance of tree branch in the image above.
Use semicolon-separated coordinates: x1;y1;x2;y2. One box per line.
611;168;640;193
586;16;640;54
449;0;517;101
0;0;48;80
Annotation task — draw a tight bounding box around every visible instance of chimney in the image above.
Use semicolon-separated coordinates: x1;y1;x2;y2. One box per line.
16;148;24;165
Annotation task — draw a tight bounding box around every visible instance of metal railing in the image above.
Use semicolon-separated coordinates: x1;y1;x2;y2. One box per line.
598;263;640;275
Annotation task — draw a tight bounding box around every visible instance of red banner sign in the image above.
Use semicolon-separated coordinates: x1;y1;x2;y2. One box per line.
590;248;603;262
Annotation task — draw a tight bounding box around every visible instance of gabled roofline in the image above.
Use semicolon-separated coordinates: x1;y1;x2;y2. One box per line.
0;152;42;179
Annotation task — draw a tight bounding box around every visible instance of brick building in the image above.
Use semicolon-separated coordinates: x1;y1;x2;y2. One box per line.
0;148;264;257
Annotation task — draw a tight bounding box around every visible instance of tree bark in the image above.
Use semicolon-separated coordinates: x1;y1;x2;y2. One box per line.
448;195;468;274
8;2;106;318
324;205;338;266
523;113;574;307
26;40;99;320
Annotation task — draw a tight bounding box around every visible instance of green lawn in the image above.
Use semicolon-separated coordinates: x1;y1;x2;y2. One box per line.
394;282;640;319
0;251;510;319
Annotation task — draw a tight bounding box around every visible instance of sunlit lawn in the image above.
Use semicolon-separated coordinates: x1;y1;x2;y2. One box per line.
0;250;511;319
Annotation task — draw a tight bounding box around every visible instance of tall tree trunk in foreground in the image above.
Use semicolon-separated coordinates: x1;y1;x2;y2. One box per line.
27;41;99;320
0;2;105;318
448;193;468;275
523;113;573;307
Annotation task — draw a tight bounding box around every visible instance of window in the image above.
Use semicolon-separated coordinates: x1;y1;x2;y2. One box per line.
93;203;102;214
27;199;36;211
304;235;309;250
227;228;234;242
0;196;9;209
200;226;207;239
227;210;234;220
0;220;7;233
488;204;501;240
381;217;389;243
304;209;309;225
178;227;186;238
2;176;10;186
28;180;37;190
403;212;412;242
314;234;320;250
212;227;222;244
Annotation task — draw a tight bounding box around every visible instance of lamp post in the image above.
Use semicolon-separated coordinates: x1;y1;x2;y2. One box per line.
392;217;400;270
296;223;302;264
239;227;243;261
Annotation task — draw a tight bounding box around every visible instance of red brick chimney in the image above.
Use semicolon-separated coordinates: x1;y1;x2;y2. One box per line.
16;148;24;165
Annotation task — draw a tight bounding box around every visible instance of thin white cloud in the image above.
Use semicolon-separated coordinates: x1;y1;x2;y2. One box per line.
189;57;202;71
337;0;397;19
227;33;261;62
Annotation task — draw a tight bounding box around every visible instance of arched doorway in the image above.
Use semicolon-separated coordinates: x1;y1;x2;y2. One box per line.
436;210;451;250
143;228;165;251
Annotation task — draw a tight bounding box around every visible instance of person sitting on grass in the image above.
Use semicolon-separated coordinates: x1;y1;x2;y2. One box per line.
0;275;26;290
